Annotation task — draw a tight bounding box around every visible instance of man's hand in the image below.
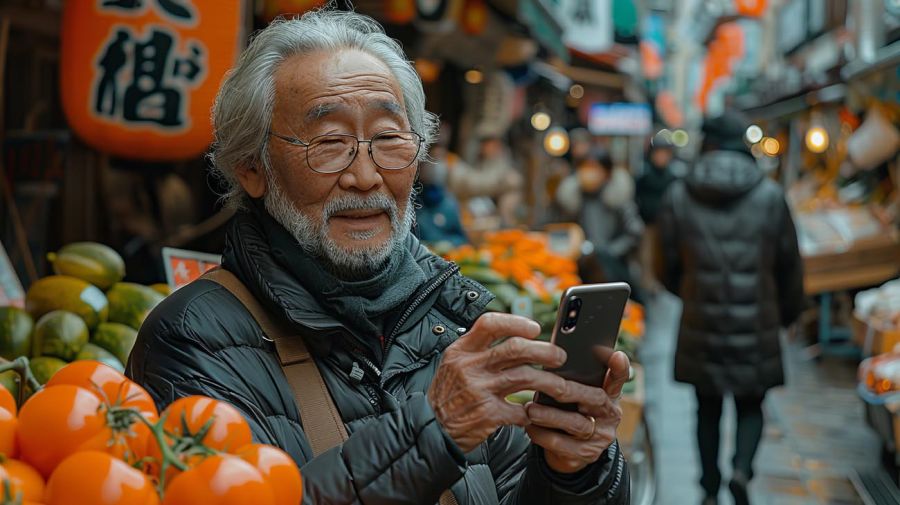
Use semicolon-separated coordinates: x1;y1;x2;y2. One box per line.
428;313;568;453
525;350;630;474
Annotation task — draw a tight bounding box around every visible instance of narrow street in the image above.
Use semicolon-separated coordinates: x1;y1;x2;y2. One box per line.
643;293;885;505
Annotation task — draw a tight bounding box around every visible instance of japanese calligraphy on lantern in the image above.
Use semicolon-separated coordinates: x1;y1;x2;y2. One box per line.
61;1;245;161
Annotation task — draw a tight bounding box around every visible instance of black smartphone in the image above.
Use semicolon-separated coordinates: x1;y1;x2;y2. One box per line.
534;282;630;411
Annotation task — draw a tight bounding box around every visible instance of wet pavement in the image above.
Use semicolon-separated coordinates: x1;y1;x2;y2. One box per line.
642;292;887;505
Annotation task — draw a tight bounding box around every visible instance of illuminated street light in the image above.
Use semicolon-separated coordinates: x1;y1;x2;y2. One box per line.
543;127;570;156
530;112;551;131
465;69;483;84
761;137;780;156
569;84;584;99
805;127;829;153
745;125;763;144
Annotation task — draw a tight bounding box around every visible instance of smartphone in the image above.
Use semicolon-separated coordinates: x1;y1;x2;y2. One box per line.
534;282;630;411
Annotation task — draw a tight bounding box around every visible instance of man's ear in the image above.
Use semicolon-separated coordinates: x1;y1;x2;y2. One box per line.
236;163;267;199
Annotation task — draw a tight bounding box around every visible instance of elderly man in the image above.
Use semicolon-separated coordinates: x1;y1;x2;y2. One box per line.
128;10;630;504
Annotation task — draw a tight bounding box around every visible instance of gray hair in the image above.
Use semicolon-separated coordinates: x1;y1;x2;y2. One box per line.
210;9;438;209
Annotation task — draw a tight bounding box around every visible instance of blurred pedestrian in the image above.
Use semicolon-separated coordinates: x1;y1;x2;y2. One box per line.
557;153;644;298
636;135;677;225
447;134;524;227
415;142;468;247
658;111;805;505
635;135;678;296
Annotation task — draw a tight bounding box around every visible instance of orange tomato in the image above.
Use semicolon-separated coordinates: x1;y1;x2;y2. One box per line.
1;459;44;502
0;408;17;458
44;451;158;505
162;454;274;505
146;396;252;483
45;362;159;465
46;361;158;416
236;444;302;505
16;385;107;478
159;396;251;453
0;385;16;416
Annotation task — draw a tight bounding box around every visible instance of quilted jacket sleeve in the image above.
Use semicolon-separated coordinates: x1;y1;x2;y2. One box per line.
127;283;466;505
487;425;630;505
774;196;805;327
657;186;683;295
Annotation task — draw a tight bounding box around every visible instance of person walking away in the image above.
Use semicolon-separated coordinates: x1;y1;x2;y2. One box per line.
657;111;805;505
636;137;677;296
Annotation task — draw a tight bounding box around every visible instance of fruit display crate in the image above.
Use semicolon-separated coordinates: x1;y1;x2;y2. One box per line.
860;386;900;482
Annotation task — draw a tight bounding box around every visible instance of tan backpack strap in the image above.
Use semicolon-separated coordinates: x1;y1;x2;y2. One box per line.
200;268;348;455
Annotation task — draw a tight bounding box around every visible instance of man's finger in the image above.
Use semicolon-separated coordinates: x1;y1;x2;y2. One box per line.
525;424;597;463
490;365;569;397
496;401;530;428
601;351;630;401
458;312;542;351
486;337;566;371
525;402;595;440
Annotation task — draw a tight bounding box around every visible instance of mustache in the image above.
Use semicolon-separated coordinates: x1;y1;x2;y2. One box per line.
323;193;398;222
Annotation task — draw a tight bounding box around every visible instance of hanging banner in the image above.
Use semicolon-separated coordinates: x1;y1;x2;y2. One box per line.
694;22;745;112
639;12;665;79
60;1;245;162
555;0;613;54
735;0;767;17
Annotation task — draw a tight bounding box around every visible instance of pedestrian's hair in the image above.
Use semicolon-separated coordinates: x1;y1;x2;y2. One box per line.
210;9;438;209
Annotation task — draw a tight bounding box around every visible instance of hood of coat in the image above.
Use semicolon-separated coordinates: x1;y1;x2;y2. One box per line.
685;151;763;206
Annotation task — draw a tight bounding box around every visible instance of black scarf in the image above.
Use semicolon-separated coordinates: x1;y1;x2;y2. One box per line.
255;201;427;345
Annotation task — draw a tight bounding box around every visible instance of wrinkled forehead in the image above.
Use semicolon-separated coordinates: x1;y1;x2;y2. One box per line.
272;49;408;127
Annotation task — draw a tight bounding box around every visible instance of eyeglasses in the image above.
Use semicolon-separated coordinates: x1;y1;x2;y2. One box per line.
268;130;424;174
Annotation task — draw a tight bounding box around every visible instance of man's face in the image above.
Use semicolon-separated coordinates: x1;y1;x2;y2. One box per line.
651;148;673;169
264;49;417;277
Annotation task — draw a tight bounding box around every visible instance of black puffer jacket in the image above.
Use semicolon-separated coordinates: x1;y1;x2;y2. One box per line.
127;209;629;504
658;151;805;396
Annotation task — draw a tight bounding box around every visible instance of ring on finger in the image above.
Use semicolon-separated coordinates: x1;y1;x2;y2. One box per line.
579;415;596;441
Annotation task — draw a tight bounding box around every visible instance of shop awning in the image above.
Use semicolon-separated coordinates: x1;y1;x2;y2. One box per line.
517;0;569;63
842;39;900;81
490;0;568;63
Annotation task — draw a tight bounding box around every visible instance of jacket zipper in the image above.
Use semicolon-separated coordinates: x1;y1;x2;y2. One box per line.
339;262;461;414
381;262;461;368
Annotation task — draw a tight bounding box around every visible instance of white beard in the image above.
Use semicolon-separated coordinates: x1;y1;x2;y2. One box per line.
263;171;415;278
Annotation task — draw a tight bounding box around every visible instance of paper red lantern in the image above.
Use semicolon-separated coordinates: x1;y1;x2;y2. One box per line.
384;0;416;24
461;0;487;35
60;0;245;162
